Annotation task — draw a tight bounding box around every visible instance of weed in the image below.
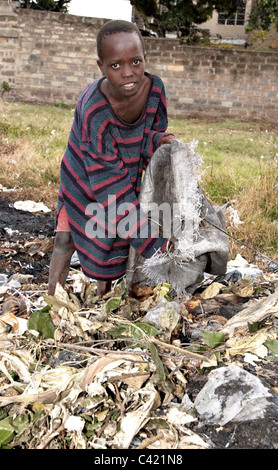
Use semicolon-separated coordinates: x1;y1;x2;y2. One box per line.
1;81;10;93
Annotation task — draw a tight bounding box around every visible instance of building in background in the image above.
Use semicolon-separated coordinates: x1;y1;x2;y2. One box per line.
133;0;254;41
198;0;253;40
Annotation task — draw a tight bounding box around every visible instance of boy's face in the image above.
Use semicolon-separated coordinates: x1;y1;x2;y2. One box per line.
97;31;146;99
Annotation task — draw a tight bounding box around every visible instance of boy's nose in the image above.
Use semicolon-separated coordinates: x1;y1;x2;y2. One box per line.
121;64;133;78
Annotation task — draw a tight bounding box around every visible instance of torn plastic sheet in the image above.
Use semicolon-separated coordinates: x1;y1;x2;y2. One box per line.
126;139;229;294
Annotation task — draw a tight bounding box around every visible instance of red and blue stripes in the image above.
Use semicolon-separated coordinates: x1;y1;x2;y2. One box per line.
57;72;170;280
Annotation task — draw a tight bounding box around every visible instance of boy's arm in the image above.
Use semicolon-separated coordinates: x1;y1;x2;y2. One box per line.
142;82;174;162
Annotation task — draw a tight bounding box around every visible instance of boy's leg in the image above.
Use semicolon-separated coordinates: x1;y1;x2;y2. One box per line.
48;206;113;297
48;232;112;296
48;231;75;295
97;280;112;296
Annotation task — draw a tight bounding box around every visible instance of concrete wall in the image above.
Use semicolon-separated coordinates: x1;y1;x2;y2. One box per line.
1;2;278;123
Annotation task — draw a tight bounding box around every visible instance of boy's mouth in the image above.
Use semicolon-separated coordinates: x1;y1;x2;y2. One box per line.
122;82;136;90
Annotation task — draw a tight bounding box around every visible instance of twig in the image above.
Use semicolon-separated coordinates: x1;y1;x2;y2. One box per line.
37;423;65;449
58;342;150;357
58;335;209;362
149;337;211;362
106;372;150;383
135;431;164;449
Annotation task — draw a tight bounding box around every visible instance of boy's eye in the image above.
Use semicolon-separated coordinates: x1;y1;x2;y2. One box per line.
111;63;120;69
133;59;140;65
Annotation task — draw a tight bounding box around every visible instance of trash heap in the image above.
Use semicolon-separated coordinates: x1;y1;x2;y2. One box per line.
0;256;278;449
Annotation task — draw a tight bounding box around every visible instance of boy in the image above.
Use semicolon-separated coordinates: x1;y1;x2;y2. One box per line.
48;20;174;297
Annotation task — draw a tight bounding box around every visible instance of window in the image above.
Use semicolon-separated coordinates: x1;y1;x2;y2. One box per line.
218;3;247;26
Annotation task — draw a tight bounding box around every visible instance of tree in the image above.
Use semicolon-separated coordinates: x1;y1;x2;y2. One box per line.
247;0;278;32
19;0;71;12
130;0;245;38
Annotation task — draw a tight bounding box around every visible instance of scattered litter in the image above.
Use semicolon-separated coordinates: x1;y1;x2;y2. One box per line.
4;228;19;236
227;254;263;278
70;251;80;267
144;298;181;332
8;274;34;285
0;268;277;449
13;200;51;213
201;282;223;299
0;312;28;335
1;188;278;449
6;279;21;289
194;364;274;425
1;296;29;316
222;288;278;336
0;275;8;287
227;206;244;227
269;261;278;272
0;184;18;192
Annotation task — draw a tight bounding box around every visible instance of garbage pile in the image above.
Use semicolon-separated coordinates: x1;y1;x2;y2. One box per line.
0;256;278;449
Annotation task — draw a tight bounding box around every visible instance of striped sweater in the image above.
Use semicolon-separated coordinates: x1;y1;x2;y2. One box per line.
57;72;170;281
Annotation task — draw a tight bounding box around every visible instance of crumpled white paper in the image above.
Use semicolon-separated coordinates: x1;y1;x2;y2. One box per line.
13;200;51;213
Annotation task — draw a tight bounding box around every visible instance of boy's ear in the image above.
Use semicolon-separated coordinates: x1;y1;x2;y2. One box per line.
97;59;104;74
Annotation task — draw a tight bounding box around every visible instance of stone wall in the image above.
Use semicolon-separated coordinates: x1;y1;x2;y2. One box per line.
1;2;278;122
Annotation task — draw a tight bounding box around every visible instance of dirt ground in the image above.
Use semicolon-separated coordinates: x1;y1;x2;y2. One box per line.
0;190;55;285
0;190;278;449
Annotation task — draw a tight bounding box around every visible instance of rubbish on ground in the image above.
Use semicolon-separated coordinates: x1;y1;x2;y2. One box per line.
194;364;274;425
144;298;181;332
0;238;278;449
227;254;263;278
70;251;80;267
0;313;19;334
269;261;278;272
200;282;223;299
8;274;33;284
222;289;278;336
225;326;276;359
13;200;51;213
0;312;28;335
1;296;29;316
0;184;18;192
0;275;8;287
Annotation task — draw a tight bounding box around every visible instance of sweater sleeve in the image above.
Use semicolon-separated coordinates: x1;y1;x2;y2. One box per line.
142;79;174;165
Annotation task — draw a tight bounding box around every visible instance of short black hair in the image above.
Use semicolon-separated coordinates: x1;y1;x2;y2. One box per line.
97;20;145;60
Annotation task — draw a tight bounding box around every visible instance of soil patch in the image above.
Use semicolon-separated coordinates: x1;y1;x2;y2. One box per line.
0;192;55;284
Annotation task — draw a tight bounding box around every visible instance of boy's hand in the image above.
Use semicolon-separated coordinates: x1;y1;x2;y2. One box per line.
159;134;174;146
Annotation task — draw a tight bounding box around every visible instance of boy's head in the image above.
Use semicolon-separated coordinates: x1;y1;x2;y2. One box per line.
97;20;145;61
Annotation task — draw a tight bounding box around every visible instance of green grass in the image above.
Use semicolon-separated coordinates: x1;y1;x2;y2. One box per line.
168;118;278;203
0;101;277;261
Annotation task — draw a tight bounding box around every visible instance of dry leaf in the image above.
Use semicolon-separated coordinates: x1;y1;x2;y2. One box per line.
81;353;149;391
225;327;276;359
222;289;278;336
114;385;157;449
232;282;254;298
201;282;223;299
